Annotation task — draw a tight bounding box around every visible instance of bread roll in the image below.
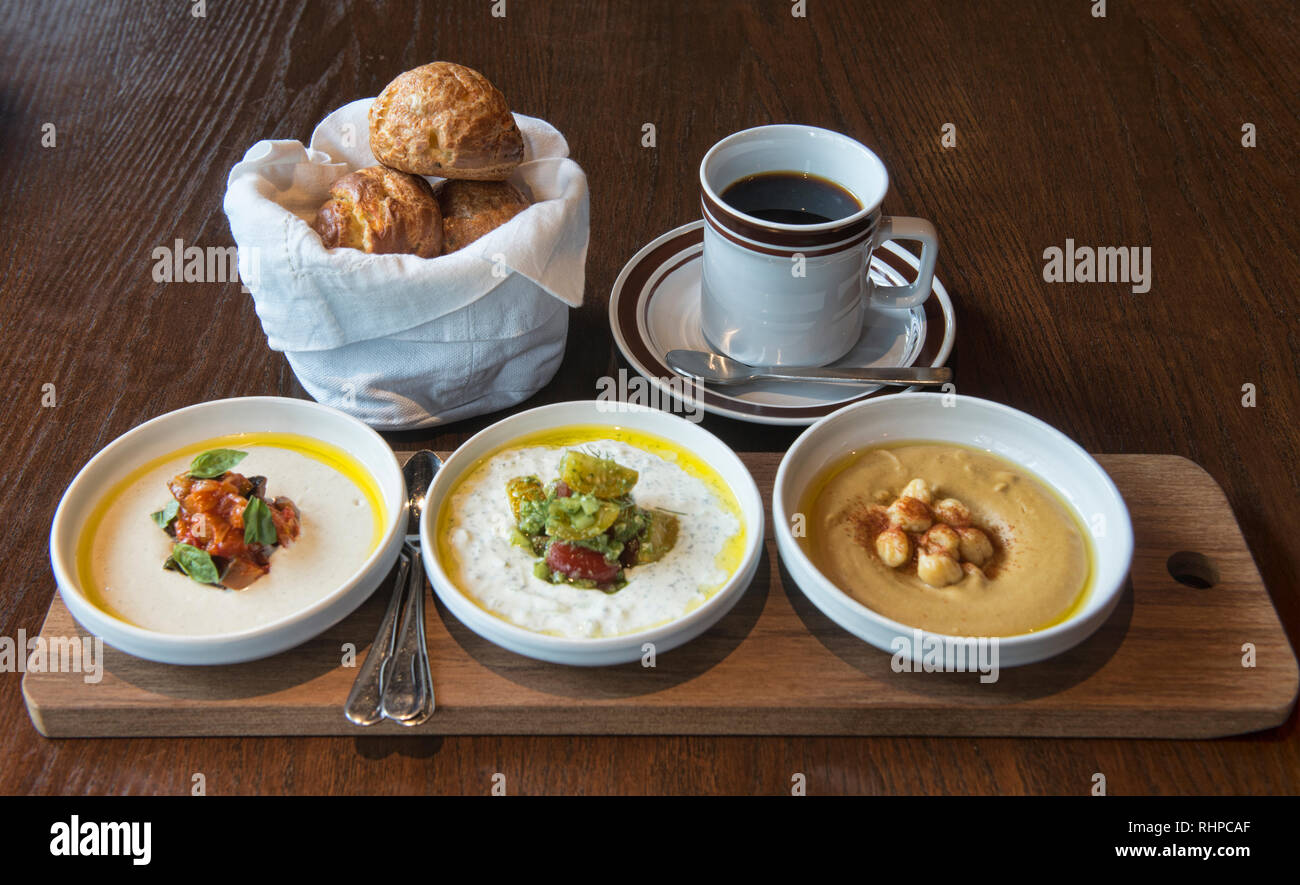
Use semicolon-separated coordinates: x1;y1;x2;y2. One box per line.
437;179;530;253
369;62;524;180
313;165;442;258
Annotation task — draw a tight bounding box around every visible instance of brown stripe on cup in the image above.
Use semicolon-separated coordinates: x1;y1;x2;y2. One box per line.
702;203;880;257
700;189;881;250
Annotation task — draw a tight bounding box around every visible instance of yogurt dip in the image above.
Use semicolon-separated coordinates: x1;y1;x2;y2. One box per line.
800;442;1093;636
78;433;383;635
437;426;745;638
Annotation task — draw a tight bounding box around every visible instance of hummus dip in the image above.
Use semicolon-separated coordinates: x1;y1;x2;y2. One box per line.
79;433;383;635
437;426;745;638
800;442;1091;636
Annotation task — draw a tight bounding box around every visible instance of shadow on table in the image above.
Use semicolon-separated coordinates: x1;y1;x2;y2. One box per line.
433;549;772;699
781;556;1134;702
352;735;446;759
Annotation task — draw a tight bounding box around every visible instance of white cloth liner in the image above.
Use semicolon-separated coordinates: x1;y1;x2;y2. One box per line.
223;99;588;429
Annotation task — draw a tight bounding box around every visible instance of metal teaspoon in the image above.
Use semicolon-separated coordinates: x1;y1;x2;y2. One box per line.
666;349;952;387
381;450;441;725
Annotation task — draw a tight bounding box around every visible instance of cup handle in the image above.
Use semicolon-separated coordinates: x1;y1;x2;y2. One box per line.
867;216;939;310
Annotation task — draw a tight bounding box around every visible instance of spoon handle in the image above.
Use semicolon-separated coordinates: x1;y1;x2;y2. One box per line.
406;544;435;722
756;365;952;385
343;554;410;726
381;543;433;723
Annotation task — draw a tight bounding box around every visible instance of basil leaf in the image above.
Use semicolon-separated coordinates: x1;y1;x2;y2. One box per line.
168;543;222;585
151;499;179;529
189;449;247;479
243;496;278;546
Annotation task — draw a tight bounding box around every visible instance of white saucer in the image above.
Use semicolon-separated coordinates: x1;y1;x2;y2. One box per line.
609;221;956;425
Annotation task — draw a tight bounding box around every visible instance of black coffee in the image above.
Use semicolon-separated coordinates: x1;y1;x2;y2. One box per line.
720;171;861;225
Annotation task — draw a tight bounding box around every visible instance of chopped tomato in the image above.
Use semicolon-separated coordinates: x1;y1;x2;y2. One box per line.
167;470;300;581
268;496;300;546
545;542;620;583
219;557;269;590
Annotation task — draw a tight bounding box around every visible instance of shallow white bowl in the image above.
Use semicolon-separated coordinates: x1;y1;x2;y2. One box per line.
49;396;406;665
421;400;765;666
773;393;1134;668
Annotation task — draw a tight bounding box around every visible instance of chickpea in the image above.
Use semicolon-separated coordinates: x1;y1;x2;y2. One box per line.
875;527;911;568
921;523;961;557
932;497;972;527
957;526;994;566
917;551;963;587
961;561;986;580
887;496;932;533
900;478;933;505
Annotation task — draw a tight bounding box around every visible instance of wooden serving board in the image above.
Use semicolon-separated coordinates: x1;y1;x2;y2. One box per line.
23;454;1298;738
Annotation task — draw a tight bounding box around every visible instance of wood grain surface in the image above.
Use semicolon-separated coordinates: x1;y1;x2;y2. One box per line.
1;0;1298;793
22;454;1298;740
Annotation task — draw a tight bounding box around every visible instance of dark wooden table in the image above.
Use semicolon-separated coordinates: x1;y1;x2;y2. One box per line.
2;0;1297;795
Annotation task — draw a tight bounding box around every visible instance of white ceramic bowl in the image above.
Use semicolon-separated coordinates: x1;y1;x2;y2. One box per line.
49;396;406;665
421;401;765;666
773;393;1133;667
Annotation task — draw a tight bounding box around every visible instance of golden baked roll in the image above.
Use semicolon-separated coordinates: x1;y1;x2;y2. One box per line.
313;165;442;258
369;62;525;180
437;179;530;253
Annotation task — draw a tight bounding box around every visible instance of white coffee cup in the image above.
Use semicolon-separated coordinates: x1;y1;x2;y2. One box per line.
699;124;939;366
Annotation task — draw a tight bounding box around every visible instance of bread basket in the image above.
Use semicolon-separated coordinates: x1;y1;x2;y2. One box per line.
223;99;588;429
